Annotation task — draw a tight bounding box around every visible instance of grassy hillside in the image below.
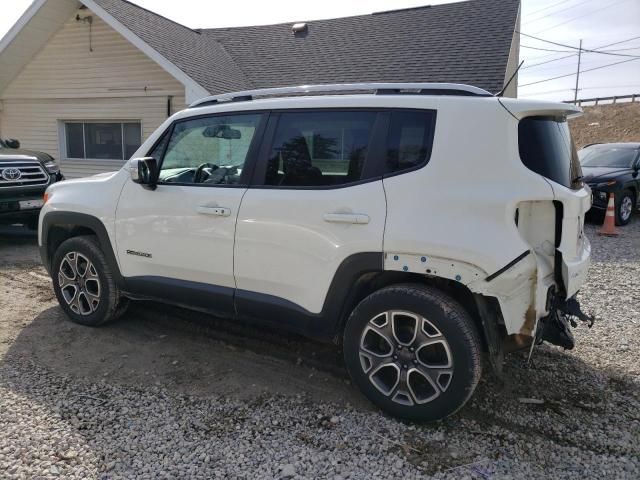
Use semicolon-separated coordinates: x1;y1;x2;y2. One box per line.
570;101;640;148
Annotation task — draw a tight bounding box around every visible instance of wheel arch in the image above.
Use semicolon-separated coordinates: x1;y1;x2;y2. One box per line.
40;212;124;287
334;269;503;356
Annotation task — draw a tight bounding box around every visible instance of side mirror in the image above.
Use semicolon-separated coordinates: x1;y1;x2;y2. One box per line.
129;157;159;190
6;139;20;149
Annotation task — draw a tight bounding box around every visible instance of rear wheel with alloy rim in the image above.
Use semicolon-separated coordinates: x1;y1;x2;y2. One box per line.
52;236;128;326
616;190;635;226
343;284;481;421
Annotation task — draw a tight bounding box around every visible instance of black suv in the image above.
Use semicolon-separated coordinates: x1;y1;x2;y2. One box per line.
0;138;63;229
579;143;640;226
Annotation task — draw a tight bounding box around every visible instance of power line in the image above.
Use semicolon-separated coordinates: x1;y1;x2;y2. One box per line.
518;32;640;58
520;57;640;87
533;0;632;34
521;38;640;70
521;84;640;96
596;36;640;49
527;0;574;17
601;46;640;53
519;36;640;62
525;84;640;96
521;44;575;53
522;53;578;70
527;56;635;72
524;0;594;25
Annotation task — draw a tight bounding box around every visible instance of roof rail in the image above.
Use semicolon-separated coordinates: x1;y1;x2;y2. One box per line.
189;83;492;108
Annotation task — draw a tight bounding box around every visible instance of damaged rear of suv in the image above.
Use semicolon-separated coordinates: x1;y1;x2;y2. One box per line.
39;83;593;421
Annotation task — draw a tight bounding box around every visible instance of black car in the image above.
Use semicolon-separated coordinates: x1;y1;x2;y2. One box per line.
579;142;640;226
0;138;64;229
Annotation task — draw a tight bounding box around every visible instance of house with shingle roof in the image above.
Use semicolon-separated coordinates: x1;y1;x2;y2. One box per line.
0;0;520;178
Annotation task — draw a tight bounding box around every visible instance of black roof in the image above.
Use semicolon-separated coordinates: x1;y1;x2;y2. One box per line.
93;0;520;95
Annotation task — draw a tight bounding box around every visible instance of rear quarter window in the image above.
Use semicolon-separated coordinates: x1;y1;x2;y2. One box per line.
385;110;437;176
519;116;582;190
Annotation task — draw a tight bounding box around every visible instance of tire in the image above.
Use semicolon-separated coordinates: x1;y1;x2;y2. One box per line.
343;284;482;421
615;190;635;226
51;235;128;326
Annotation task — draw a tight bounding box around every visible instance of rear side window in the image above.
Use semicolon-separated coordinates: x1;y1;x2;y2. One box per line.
519;117;582;190
264;111;376;187
385;110;436;175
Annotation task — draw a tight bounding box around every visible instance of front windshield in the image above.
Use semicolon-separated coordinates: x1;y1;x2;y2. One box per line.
0;139;6;148
579;147;638;168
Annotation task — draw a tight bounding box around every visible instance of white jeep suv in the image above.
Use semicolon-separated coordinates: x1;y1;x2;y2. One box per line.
39;83;593;421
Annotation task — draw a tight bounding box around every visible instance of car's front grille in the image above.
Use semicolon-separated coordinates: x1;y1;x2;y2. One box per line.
0;161;49;188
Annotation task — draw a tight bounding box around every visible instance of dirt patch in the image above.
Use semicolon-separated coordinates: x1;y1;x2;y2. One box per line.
570;101;640;147
1;222;639;478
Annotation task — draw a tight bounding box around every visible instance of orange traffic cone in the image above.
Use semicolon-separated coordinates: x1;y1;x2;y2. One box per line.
598;193;620;237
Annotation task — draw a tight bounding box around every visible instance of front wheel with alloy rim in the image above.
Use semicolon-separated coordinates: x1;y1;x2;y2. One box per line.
343;284;482;421
616;190;635;226
52;235;128;326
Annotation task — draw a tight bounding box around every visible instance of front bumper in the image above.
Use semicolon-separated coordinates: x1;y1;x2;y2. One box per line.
0;195;45;224
0;173;60;224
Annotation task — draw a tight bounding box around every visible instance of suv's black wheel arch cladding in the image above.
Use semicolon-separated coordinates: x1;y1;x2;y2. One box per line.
40;215;498;348
41;212;124;288
336;270;493;350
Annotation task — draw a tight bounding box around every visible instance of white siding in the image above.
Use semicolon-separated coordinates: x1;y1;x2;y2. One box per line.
0;9;187;178
1;96;184;178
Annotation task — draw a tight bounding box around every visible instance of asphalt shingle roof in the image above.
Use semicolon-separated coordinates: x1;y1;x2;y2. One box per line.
91;0;253;93
94;0;520;95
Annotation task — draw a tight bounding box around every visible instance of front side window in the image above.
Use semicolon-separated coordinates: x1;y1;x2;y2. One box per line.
519;117;582;190
264;111;376;187
158;113;262;185
385;110;437;175
579;146;639;168
65;122;141;161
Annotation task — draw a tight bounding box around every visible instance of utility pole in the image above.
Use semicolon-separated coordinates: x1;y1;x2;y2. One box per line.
574;39;583;103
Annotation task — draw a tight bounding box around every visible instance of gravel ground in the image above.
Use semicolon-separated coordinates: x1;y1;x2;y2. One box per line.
0;218;638;479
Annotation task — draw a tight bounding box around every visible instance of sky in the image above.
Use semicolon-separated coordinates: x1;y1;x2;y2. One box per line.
0;0;639;102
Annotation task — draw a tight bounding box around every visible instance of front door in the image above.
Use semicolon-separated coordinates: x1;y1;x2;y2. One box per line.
115;112;266;314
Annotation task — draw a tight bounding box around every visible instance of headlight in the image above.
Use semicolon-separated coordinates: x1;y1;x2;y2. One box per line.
595;191;608;202
43;160;59;174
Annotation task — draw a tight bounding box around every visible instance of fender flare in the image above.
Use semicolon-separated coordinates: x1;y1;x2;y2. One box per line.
40;211;124;287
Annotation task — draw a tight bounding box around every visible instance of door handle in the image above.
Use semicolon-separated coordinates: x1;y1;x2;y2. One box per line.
197;206;231;217
323;213;370;224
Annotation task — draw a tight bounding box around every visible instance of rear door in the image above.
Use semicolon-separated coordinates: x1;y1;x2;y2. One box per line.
233;110;387;320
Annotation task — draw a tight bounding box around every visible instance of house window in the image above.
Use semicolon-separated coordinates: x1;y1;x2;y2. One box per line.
65;122;142;160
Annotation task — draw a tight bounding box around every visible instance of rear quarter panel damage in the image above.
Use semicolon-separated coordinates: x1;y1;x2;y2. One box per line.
382;96;590;338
